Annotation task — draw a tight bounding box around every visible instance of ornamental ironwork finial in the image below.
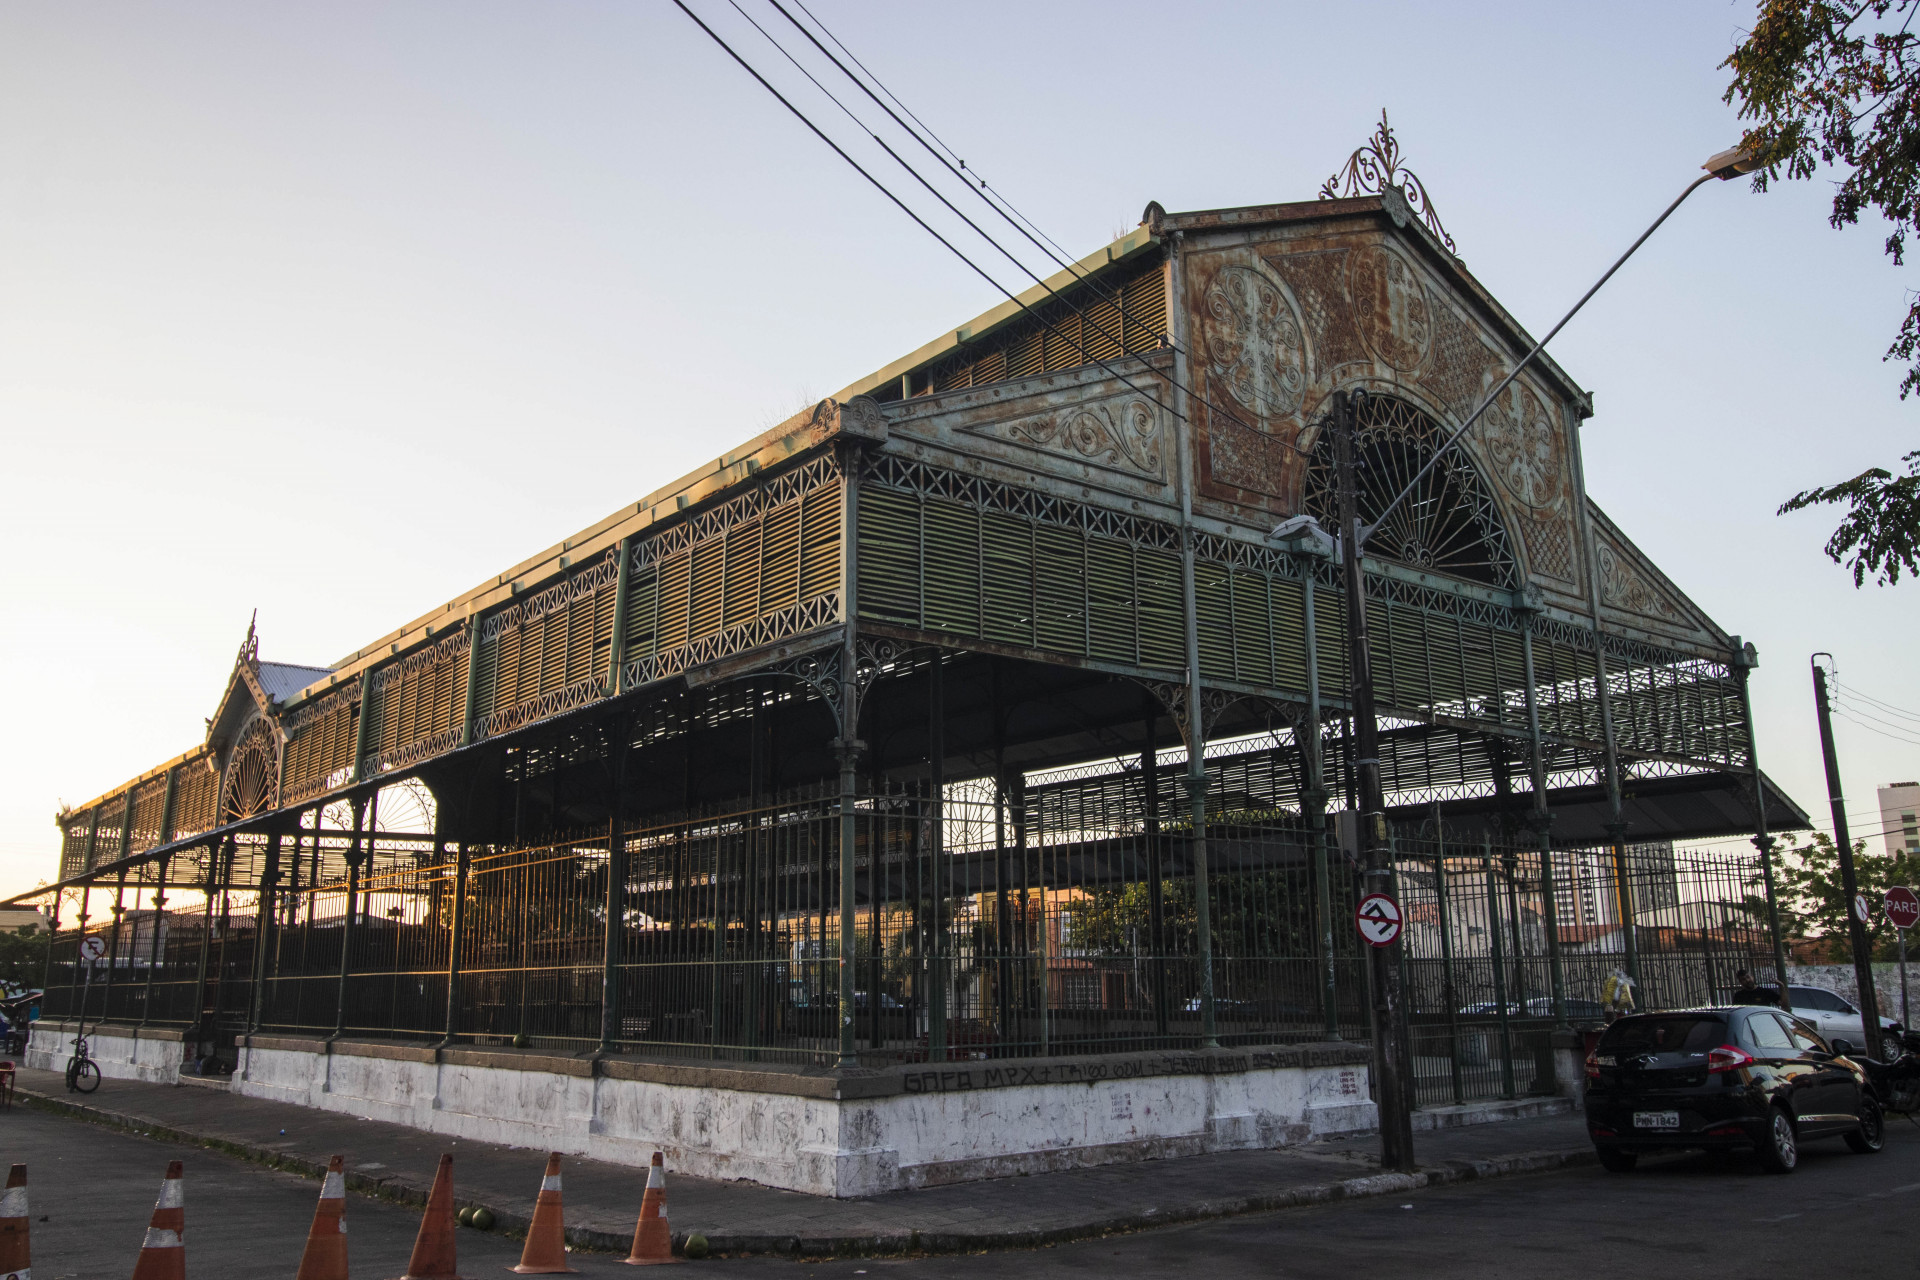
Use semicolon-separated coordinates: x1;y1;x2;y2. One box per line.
1319;111;1458;256
238;609;259;669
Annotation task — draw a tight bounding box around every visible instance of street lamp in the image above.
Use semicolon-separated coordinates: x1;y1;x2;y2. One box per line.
1290;141;1758;1175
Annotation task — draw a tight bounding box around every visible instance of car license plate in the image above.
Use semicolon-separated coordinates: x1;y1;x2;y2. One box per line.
1633;1110;1680;1130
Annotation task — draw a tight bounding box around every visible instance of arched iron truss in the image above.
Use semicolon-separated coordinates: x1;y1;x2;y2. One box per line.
1305;393;1518;590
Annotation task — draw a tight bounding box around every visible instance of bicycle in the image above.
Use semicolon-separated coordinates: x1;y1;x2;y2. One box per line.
64;1033;99;1094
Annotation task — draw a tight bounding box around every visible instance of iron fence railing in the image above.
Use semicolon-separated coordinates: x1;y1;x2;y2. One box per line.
34;781;1773;1098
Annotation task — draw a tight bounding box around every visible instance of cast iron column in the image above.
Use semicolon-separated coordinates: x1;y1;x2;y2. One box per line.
1736;655;1794;1006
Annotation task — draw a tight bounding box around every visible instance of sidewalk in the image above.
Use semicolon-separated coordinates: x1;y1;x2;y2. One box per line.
13;1069;1591;1256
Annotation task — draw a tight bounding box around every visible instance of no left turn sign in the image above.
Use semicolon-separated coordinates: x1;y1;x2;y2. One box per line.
1887;886;1920;931
1855;893;1874;924
1355;893;1403;947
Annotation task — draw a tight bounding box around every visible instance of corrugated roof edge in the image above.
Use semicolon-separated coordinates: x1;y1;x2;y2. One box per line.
288;396;886;710
831;227;1163;403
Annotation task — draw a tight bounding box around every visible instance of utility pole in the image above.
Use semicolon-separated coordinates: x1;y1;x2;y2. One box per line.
1334;389;1415;1172
1810;654;1883;1059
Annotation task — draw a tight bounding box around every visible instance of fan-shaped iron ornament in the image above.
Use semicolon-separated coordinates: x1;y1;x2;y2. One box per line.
1320;111;1457;256
1304;394;1515;589
221;716;280;823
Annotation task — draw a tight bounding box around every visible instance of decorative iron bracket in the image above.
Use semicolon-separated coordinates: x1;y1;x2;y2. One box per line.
1320;110;1458;256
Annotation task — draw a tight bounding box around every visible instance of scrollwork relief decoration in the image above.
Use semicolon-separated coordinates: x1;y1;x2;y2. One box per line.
1347;243;1432;373
1001;400;1165;478
1198;263;1308;423
1597;541;1684;623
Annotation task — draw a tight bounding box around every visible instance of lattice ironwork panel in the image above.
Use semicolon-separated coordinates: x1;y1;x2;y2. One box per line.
622;454;843;693
283;682;362;807
364;627;472;776
472;550;620;741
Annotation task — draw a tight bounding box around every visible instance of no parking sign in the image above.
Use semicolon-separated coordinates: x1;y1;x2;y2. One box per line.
1355;893;1403;947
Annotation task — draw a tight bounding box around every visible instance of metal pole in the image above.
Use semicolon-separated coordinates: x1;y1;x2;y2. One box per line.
1142;715;1169;1039
601;727;630;1054
101;871;127;1023
1811;656;1884;1058
1303;573;1339;1040
1520;626;1568;1029
1164;229;1215;1051
1485;840;1516;1100
1737;661;1793;1008
1432;813;1464;1107
248;831;282;1034
1899;926;1909;1028
1335;389;1414;1170
928;651;947;1064
332;798;366;1040
140;857;168;1028
442;842;470;1047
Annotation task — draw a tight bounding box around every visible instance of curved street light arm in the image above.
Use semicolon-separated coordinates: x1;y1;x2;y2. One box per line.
1358;169;1720;549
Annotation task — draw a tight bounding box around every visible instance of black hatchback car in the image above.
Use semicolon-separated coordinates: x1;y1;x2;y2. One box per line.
1585;1006;1885;1173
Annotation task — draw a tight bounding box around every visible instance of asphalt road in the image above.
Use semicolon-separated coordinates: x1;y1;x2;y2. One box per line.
1;1104;1917;1278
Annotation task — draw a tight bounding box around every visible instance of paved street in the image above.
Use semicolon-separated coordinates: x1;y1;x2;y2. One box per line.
1;1099;1915;1277
716;1124;1920;1280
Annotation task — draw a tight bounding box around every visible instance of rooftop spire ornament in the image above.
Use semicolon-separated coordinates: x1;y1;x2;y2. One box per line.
1320;111;1457;256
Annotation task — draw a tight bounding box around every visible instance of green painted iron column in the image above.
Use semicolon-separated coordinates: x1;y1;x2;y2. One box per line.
1519;621;1569;1030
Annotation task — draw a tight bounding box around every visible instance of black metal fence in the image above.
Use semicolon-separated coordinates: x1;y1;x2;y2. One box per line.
39;763;1770;1101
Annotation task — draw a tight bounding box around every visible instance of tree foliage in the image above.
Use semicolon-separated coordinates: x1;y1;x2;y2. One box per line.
0;927;47;995
1724;3;1920;585
1772;829;1920;959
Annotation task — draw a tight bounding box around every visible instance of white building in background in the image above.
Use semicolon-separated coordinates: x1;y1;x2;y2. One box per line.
1879;782;1920;858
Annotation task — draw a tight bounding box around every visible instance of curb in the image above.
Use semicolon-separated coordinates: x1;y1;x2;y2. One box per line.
18;1087;1592;1257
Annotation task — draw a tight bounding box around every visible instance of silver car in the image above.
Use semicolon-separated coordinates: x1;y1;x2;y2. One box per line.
1784;984;1901;1050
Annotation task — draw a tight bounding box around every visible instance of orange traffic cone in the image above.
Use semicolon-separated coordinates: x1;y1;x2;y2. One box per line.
622;1151;677;1266
0;1163;29;1280
393;1154;467;1280
296;1155;350;1280
130;1160;185;1280
510;1153;576;1274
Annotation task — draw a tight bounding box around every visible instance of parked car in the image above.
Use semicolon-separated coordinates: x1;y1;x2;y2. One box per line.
1584;1006;1884;1173
1781;985;1901;1049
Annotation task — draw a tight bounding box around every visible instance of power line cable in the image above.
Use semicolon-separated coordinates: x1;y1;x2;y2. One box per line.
1832;702;1920;750
738;0;1295;456
786;0;1087;272
670;0;1183;429
1836;678;1920;725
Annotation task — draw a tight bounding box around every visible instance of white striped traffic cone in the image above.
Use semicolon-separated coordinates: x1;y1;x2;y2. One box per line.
129;1160;185;1280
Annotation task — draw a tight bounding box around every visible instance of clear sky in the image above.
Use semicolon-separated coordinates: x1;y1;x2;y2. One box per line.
3;1;1917;899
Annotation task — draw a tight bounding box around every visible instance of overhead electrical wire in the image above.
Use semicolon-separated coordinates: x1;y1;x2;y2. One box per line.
775;0;1158;331
787;0;1083;270
673;0;1188;435
1836;678;1920;726
682;0;1308;462
765;0;1310;457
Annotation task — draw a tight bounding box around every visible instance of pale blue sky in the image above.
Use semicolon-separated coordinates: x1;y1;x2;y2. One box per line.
3;1;1917;896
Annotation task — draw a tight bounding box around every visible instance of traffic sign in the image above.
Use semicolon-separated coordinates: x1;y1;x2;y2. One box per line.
1854;893;1873;924
78;936;106;964
1355;893;1403;947
1887;886;1920;931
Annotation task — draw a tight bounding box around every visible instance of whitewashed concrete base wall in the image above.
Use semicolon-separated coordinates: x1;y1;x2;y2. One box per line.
26;1020;183;1084
233;1036;1375;1197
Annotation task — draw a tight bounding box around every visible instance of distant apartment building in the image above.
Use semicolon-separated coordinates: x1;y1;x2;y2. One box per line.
1880;781;1920;857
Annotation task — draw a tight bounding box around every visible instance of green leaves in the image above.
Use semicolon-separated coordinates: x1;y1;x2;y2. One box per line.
1771;829;1920;958
1778;450;1920;584
1725;2;1920;585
